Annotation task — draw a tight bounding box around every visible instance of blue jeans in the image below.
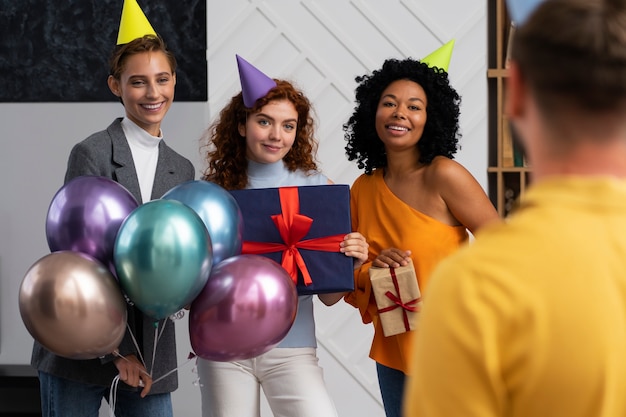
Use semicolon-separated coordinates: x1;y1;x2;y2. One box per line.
376;362;405;417
38;371;172;417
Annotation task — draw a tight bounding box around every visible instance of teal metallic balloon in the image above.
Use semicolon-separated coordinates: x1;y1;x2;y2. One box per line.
114;200;213;319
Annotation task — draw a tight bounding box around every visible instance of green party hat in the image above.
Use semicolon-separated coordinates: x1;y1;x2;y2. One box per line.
421;39;455;72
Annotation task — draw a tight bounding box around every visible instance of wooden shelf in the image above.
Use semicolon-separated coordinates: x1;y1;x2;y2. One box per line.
487;68;509;78
487;0;529;217
487;166;530;173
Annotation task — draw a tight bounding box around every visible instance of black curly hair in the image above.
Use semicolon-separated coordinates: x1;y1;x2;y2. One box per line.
344;58;461;174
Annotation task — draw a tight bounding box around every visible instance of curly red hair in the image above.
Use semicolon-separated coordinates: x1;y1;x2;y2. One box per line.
201;80;320;190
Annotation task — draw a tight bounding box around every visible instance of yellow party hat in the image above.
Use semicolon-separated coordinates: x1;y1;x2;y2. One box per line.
421;39;455;72
116;0;156;45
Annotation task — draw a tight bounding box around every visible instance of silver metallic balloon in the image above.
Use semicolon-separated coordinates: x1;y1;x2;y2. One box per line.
114;199;213;320
162;180;243;265
19;251;127;360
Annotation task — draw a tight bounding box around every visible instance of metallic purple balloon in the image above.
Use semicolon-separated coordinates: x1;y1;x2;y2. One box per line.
19;251;127;360
189;255;298;361
45;176;139;275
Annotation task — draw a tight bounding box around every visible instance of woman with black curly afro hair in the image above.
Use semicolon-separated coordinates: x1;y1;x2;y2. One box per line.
343;55;499;417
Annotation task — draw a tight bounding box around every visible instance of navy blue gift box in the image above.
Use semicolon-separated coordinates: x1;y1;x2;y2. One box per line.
229;185;355;295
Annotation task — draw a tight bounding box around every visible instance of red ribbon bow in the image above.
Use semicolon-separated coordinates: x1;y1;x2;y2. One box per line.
377;267;421;332
242;187;344;286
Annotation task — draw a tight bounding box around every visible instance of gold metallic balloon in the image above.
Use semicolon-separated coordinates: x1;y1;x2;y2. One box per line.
19;251;127;360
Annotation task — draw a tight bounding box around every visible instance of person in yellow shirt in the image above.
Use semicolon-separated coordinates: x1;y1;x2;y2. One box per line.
405;1;626;416
343;53;499;417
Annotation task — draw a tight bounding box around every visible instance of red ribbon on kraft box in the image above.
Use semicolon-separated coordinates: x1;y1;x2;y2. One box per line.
370;260;422;337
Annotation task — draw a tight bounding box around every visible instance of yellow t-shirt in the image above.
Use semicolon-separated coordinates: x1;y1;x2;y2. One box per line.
345;169;468;374
406;177;626;417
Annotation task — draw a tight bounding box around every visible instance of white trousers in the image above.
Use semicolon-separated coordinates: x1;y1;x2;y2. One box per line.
197;347;338;417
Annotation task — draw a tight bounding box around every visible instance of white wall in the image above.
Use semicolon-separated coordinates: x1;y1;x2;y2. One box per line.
0;1;488;416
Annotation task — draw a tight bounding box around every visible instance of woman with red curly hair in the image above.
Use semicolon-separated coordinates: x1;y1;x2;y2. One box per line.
203;79;320;190
197;56;368;417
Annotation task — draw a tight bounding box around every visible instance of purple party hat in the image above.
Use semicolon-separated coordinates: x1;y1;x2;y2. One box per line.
236;55;277;108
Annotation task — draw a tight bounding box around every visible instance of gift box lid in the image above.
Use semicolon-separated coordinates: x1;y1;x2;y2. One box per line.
229;185;354;294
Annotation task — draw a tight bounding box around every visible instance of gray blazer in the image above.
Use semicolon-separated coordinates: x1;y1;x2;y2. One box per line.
31;118;195;394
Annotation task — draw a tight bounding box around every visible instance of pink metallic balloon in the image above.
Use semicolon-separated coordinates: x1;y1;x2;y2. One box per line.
19;251;127;360
189;255;298;361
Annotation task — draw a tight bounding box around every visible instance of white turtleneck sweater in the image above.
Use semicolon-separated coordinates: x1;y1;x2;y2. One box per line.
121;118;161;203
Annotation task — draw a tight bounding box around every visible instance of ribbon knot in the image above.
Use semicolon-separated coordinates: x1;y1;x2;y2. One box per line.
242;187;344;286
380;291;420;313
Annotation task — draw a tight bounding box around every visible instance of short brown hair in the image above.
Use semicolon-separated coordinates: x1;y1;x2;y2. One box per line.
108;34;177;80
512;0;626;116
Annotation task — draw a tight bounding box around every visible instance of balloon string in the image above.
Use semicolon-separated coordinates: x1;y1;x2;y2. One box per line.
151;352;197;385
109;375;120;417
150;325;158;376
125;322;147;370
149;317;171;376
114;317;171;382
157;317;169;342
111;348;192;386
111;350;151;379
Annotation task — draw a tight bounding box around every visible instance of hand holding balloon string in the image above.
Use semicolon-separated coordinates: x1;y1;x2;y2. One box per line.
112;350;151;394
112;318;176;390
112;349;197;390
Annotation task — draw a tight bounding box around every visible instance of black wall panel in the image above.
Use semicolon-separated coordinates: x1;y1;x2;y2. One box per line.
0;0;207;102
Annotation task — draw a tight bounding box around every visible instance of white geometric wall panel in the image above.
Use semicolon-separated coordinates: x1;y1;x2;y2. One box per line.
207;1;487;416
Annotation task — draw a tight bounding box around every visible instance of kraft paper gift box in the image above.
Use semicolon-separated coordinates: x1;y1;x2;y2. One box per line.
369;260;422;337
229;185;355;295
